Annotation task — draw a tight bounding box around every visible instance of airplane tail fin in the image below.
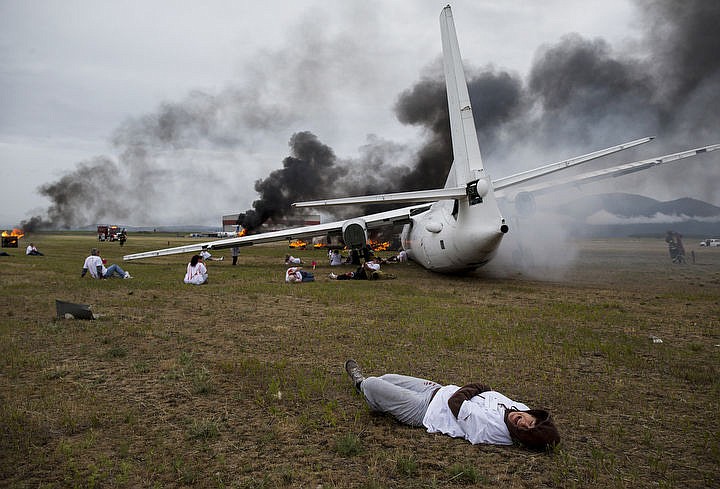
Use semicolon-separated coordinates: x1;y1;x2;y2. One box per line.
440;5;486;189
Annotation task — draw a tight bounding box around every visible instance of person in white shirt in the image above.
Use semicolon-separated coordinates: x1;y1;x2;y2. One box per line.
184;254;208;285
26;243;44;256
285;266;314;283
329;249;343;266
81;248;131;279
363;258;381;273
344;359;560;450
329;258;395;280
285;254;303;265
200;250;223;261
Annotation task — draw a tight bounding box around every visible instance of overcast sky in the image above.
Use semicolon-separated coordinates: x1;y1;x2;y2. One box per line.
1;0;717;229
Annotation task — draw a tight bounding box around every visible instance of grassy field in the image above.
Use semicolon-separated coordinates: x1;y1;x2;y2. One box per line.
1;232;719;488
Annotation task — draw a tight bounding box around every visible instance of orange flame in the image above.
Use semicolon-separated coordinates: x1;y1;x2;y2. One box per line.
289;239;307;249
313;242;327;249
368;239;390;251
1;228;25;239
238;228;247;237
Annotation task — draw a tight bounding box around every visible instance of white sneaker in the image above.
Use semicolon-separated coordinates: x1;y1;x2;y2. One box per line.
328;273;337;279
124;271;132;279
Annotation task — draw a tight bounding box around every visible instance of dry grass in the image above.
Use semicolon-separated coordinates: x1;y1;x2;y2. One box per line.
1;232;718;488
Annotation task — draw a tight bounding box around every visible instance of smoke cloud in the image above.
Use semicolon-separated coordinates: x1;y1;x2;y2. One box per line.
20;86;296;231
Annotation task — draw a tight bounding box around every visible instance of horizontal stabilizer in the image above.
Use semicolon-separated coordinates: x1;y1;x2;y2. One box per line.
493;137;654;191
293;186;467;208
496;143;720;198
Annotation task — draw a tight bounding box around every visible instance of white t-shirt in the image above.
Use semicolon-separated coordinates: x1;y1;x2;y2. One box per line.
83;255;106;278
365;261;381;271
184;262;208;284
26;245;34;255
422;385;529;445
286;267;302;282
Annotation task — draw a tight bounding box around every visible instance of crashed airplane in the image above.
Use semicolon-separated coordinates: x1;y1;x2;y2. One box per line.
124;5;719;273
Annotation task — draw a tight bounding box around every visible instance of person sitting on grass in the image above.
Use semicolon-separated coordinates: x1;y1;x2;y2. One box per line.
183;254;208;285
344;359;560;451
329;249;344;266
26;242;44;256
81;248;132;279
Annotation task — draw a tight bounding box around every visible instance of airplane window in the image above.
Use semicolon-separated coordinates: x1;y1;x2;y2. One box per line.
452;199;459;219
440;240;445;250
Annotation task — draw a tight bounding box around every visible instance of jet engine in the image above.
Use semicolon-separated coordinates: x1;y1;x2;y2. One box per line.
342;218;367;249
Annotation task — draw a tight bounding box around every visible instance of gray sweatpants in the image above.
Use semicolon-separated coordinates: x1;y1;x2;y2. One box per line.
360;374;441;427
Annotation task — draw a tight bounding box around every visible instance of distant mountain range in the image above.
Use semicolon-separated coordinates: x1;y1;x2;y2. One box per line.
555;193;720;238
558;193;720;220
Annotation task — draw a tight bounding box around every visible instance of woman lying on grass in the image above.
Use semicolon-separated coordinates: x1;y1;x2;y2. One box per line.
344;359;560;451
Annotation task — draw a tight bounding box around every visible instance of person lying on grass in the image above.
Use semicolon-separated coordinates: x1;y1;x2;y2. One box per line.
285;266;314;283
344;359;560;451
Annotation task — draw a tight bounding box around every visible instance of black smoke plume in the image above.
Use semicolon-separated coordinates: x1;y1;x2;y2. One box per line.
241;132;345;231
238;68;524;232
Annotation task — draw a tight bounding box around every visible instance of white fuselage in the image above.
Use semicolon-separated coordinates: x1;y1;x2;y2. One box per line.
401;196;507;273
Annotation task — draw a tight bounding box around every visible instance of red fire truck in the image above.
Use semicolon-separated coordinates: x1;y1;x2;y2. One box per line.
97;225;120;241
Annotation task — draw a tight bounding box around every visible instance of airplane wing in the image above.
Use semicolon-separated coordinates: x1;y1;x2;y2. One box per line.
123;203;431;261
293;187;467;208
494;143;720;199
